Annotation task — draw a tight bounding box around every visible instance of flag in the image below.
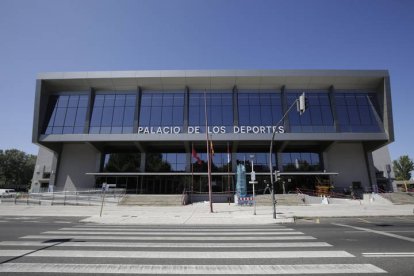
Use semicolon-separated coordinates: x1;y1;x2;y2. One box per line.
210;140;214;156
192;147;202;165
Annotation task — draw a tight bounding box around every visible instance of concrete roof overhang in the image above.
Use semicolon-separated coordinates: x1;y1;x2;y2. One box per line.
38;69;389;91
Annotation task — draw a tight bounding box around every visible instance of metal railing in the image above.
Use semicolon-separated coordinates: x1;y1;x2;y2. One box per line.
2;189;126;206
296;187;351;199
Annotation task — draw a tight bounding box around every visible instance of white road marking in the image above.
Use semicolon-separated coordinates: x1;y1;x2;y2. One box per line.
21;235;317;241
0;240;332;248
0;263;386;274
0;249;354;258
358;218;371;223
75;225;286;229
346;230;414;233
332;223;414;242
0;250;31;256
9;217;41;220
43;230;304;236
363;252;414;257
384;231;414;233
59;227;293;232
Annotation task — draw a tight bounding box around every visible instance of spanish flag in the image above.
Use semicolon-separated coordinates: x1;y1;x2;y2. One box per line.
210;140;214;156
192;146;202;165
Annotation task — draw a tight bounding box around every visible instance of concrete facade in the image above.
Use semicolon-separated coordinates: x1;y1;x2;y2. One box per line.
324;143;371;192
55;144;100;191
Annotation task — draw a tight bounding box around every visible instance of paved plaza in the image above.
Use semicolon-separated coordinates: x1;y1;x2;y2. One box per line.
1;201;413;225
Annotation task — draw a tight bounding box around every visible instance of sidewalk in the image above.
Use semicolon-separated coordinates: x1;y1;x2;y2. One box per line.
1;201;413;225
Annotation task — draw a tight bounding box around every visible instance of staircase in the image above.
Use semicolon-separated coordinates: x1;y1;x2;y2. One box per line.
120;194;186;206
255;194;305;206
380;192;414;205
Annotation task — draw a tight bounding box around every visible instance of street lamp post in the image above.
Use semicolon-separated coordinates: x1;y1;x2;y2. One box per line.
269;92;307;219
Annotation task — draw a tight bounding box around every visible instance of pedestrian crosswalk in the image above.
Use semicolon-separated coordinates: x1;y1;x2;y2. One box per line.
0;223;387;274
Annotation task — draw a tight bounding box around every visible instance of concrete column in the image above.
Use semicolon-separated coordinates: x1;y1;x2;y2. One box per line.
134;87;142;133
329;85;339;132
364;148;378;193
184;87;189;132
32;80;48;142
281;86;289;131
140;152;146;172
83;88;95;134
232;86;238;128
276;152;283;172
48;151;59;189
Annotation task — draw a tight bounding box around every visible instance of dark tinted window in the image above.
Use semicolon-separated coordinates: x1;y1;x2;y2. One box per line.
146;153;187;172
282;152;321;171
189;91;233;132
335;92;382;133
89;92;136;134
43;94;88;134
139;92;184;130
235;152;276;172
287;91;334;133
238;91;282;127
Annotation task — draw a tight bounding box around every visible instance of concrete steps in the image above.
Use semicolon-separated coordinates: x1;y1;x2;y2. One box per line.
380;192;414;205
120;194;307;206
256;194;305;206
120;195;186;206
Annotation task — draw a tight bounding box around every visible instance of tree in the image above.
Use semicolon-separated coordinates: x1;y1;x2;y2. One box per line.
0;149;37;191
104;153;140;172
145;153;172;172
393;155;414;181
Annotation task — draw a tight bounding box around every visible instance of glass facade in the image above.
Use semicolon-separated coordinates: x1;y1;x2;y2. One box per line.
189;91;233;132
102;152;141;172
288;91;335;133
43;89;385;135
146;153;186;172
90;93;136;134
192;152;231;172
139;92;184;129
44;94;88;134
282;152;321;171
238;91;282;126
335;92;382;133
236;152;276;172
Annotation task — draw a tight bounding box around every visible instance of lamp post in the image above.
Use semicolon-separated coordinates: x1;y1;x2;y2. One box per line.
249;154;257;215
269;92;307;219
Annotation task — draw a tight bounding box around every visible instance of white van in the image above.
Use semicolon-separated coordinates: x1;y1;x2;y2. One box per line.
0;189;17;198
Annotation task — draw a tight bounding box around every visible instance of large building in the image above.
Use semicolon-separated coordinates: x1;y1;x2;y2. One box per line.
31;70;394;199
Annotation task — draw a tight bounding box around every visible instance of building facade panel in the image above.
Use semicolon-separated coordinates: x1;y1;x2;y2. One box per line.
324;143;371;192
55;143;100;191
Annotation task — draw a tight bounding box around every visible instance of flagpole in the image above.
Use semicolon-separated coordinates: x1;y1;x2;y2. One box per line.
204;90;213;213
191;143;194;204
227;141;231;205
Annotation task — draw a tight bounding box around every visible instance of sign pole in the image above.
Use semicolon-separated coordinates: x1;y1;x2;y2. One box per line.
249;155;257;215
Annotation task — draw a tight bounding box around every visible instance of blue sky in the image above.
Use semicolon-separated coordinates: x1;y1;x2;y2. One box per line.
0;0;413;161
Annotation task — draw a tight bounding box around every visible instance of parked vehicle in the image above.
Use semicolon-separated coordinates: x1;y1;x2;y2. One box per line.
0;189;17;198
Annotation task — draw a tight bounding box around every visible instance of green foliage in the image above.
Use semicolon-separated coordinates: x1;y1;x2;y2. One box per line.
104;153;140;172
393;155;414;181
145;153;172;172
0;149;37;190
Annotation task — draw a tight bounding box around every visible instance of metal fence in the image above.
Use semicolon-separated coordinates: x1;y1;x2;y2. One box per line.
0;189;126;206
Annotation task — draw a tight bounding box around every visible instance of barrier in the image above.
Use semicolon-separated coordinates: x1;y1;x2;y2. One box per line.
237;195;255;206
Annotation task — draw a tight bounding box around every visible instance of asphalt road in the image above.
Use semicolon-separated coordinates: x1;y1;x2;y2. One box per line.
0;216;413;275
